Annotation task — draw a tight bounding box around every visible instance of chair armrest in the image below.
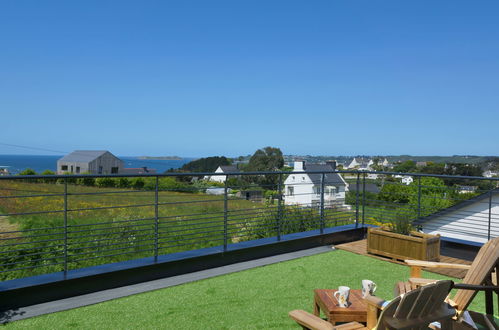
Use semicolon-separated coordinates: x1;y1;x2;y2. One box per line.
365;296;386;329
365;295;386;309
405;260;471;270
289;310;334;330
408;278;438;287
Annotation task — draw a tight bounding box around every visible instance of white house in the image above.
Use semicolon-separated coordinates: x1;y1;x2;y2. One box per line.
379;158;390;167
414;189;499;244
401;176;414;185
347;157;374;170
284;161;347;207
393;175;414;185
483;170;499;178
204;165;239;183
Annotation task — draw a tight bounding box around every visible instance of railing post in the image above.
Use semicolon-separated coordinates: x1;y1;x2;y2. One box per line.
355;173;360;228
362;173;366;227
488;189;492;241
63;178;68;278
417;176;422;219
277;173;283;241
223;175;228;252
154;176;159;262
320;173;325;234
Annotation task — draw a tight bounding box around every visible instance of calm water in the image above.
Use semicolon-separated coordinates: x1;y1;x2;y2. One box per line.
0;155;194;174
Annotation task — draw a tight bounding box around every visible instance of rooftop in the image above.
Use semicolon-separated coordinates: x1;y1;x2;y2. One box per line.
2;247;490;328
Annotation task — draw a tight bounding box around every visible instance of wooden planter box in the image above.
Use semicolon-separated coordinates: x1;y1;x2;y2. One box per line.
367;227;440;261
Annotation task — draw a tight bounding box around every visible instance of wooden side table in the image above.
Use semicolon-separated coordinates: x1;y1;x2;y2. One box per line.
313;289;367;325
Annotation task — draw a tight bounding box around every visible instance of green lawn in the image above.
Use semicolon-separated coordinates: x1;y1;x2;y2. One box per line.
4;249;490;329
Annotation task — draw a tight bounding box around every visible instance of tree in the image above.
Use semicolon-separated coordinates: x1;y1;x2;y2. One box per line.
408;177;451;217
392;161;416;173
245;147;284;189
417;162;445;175
378;183;411;204
247;147;284;172
178;156;231;173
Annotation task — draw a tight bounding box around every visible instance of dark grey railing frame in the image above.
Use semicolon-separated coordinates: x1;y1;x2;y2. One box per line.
0;169;498;280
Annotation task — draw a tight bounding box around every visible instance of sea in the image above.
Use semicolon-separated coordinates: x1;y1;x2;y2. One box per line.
0;155;195;174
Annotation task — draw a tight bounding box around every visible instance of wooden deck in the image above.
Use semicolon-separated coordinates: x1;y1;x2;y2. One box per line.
336;239;472;279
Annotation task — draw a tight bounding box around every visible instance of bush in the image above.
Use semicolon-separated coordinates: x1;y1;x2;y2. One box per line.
132;178;145;189
77;172;96;186
116;178;131;188
19;168;37;176
57;172;77;185
41;170;56;183
249;206;320;239
95;177;116;188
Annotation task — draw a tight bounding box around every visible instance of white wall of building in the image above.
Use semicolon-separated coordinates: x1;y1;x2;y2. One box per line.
284;174;346;207
204;166;227;183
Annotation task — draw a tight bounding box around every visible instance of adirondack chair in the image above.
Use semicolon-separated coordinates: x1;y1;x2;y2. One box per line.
395;237;499;329
289;280;456;330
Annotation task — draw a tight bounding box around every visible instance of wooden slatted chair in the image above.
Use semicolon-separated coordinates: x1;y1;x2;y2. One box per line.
395;237;499;329
289;280;456;330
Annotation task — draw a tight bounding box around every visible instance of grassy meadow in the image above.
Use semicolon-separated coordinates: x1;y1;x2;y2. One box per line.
0;178;355;281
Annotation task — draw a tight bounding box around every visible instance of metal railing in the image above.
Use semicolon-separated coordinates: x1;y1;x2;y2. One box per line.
0;169;498;281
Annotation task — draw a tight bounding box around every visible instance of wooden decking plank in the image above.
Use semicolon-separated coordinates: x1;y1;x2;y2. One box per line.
335;239;472;279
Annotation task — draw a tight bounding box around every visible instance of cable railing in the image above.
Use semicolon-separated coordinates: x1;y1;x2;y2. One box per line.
0;169;498;282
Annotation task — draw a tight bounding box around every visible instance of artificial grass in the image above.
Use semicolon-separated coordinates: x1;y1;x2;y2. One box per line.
3;250;489;329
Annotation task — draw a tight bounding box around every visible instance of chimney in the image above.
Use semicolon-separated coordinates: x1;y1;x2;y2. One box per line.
294;160;305;171
326;160;337;171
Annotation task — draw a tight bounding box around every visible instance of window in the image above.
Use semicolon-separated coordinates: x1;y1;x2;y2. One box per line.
313;186;321;195
287;186;294;196
61;165;68;171
76;167;80;174
98;166;103;174
302;176;305;181
111;167;119;174
70;165;74;173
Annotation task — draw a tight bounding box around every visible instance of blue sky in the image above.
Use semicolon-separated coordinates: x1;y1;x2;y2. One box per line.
1;1;498;157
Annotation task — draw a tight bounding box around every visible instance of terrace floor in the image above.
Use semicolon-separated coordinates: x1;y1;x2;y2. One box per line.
336;239;473;279
2;239;493;329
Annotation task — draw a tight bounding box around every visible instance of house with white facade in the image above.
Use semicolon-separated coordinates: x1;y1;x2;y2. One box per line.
414;189;499;244
402;176;414;185
284;161;347;207
483;170;499;178
347;157;374;171
378;158;390;167
394;175;414;185
204;165;239;183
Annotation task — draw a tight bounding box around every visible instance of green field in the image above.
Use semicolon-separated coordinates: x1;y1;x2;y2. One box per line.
0;180;355;281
